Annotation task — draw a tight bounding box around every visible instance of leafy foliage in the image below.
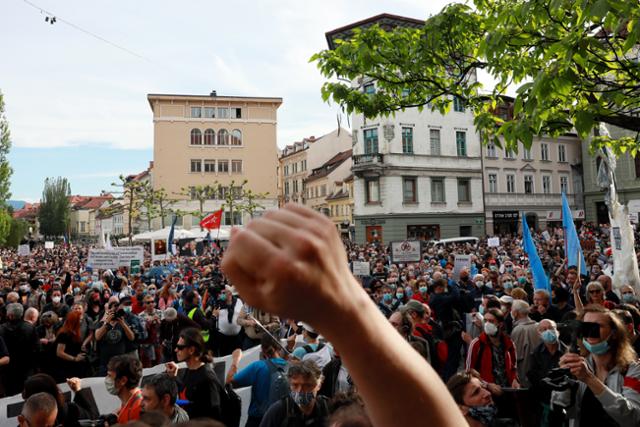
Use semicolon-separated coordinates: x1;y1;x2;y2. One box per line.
0;91;13;244
312;0;640;153
38;177;71;237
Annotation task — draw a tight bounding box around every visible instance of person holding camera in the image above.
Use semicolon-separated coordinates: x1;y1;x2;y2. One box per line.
555;305;640;426
95;297;137;375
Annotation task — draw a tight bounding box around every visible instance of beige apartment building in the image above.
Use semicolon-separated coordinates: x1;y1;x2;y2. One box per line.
278;128;351;206
148;92;282;226
305;149;352;212
326;175;354;239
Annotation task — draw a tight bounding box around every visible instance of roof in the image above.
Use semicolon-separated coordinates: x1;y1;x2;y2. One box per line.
305;149;352;183
12;203;39;220
326;188;350;201
147;93;283;111
279;128;352;159
326;14;424;49
76;196;113;210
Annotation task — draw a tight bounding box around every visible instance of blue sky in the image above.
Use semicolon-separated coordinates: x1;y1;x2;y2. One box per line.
1;0;458;201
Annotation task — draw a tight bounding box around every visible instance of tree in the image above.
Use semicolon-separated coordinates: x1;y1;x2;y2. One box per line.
112;175;148;244
237;187;269;218
4;217;28;248
38;177;71;237
176;185;218;229
154;188;176;228
312;1;640;154
139;183;159;231
0;91;14;244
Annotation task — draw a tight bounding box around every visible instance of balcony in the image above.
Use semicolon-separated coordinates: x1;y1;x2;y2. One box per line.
352;153;385;176
485;192;576;208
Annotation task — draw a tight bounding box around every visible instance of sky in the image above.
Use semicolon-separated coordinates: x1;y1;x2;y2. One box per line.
1;0;460;202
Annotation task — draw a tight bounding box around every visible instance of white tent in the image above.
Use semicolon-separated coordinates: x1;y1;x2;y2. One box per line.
189;226;233;241
130;227;197;242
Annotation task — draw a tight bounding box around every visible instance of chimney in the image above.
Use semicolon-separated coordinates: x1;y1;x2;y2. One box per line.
210;90;217;97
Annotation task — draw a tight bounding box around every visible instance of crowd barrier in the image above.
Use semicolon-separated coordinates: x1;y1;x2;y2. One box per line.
0;344;263;427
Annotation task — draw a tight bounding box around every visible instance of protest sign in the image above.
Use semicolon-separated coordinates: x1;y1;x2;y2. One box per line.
87;249;120;270
17;244;30;257
487;237;500;247
44;241;54;249
152;239;168;261
541;230;551;241
390;241;421;263
453;254;472;280
116;246;144;267
352;261;371;276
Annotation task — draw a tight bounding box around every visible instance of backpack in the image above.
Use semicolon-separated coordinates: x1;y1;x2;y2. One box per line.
260;359;290;415
280;395;330;427
301;343;332;369
215;374;242;427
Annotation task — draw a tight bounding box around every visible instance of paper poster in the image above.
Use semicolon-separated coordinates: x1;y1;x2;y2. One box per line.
453;254;472;280
391;240;421;263
152;239;168;261
44;241;54;249
17;244;30;256
115;246;144;267
352;261;371;276
487;237;500;247
87;249;120;269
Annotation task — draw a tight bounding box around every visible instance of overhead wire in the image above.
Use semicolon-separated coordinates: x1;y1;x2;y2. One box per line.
21;0;153;63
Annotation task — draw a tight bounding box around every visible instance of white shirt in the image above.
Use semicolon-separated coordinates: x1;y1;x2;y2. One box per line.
218;298;243;336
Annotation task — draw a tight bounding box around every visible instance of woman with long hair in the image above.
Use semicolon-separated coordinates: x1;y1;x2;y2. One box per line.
165;327;222;421
557;304;640;426
158;280;178;310
55;311;87;381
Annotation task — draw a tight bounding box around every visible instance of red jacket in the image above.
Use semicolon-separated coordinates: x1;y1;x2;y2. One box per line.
466;332;518;385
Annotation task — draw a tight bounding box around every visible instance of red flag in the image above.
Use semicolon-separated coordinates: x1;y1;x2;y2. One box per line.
199;209;223;230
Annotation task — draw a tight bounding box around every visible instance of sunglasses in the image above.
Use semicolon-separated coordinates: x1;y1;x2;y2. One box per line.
144;301;155;304
588;289;603;294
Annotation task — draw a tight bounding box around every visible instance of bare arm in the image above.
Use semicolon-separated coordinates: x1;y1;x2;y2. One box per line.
221;204;467;427
573;280;584;313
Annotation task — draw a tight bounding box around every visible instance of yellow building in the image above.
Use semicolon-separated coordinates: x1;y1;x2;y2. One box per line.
148;92;282;226
326;175;354;239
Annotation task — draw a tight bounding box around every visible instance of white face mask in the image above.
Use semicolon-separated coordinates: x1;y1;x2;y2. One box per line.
104;376;119;395
484;322;499;336
52;296;61;304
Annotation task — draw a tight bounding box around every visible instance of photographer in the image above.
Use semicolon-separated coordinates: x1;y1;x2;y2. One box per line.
554;305;640;426
95;298;137;375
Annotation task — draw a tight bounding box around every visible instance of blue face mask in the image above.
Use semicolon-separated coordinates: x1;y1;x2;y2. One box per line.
582;337;610;355
622;293;636;303
383;293;393;303
541;329;558;344
291;391;315;407
219;294;227;302
503;282;513;290
518;277;527;285
419;286;428;294
479;305;485;315
405;288;414;298
396;292;404;300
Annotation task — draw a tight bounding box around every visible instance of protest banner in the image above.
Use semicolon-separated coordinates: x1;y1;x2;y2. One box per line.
115;246;144;267
487;237;500;247
87;249;120;270
352;261;371;276
453;254;472;280
44;241;54;249
390;241;421;263
17;244;30;257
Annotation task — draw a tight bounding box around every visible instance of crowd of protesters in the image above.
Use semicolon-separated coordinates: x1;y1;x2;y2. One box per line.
1;211;640;426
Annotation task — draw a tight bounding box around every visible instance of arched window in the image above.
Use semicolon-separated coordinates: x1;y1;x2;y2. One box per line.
218;129;229;146
190;129;202;145
204;129;215;146
230;129;242;146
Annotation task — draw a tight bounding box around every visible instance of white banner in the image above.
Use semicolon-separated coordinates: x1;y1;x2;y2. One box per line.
17;244;30;256
116;246;144;267
44;241;54;249
487;237;500;247
391;240;421;263
87;249;120;270
352;261;371;276
453;254;472;280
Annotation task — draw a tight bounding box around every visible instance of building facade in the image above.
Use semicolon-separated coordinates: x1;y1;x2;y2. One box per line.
148;92;282;227
326;175;355;239
304;150;352;213
583;126;640;224
482;135;584;235
278;128;352;206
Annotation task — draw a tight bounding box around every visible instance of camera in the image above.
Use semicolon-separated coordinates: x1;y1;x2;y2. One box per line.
113;309;126;319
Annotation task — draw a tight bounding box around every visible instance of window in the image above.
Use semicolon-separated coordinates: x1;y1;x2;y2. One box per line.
218;107;229;119
189;187;198;200
487;143;496;158
218;129;229;146
224;211;242;226
505;149;514;159
191;107;202;118
457;178;471;202
541;143;549;161
293;180;298;194
231;108;242;119
364;83;375;95
366;178;380;203
524;175;533;194
456;131;467;157
506;174;515;193
80;222;86;233
542;175;551;194
402;127;414;154
558;144;566;162
232;160;242;173
204;159;216;173
430;129;441;155
453;96;465;112
403;177;417;203
302;160;307;171
460;226;472;237
190;129;202;145
190;159;202;173
230;129;242;146
218;186;228;200
218;159;229;173
284;181;290;195
321;185;326;197
431;178;445;202
523;147;532;160
204;129;215;145
363;129;379;154
488;174;497;193
204;107;215;118
560;176;569;193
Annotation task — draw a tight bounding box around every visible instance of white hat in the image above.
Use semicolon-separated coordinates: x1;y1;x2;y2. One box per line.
499;295;514;305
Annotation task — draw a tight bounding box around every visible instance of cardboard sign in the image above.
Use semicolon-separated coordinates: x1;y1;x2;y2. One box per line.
152;239;168;261
116;246;144;267
391;241;421;263
352;261;371;276
17;244;30;257
44;241;54;249
87;250;120;269
541;230;552;241
487;237;500;247
453;254;472;280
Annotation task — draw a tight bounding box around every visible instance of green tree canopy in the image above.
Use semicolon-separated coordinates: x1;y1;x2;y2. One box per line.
312;0;640;154
38;177;71;237
0;91;14;244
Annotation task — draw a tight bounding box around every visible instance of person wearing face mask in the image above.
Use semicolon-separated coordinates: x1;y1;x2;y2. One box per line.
0;303;39;396
158;281;178;310
216;285;244;356
159;307;200;362
260;359;330;427
95;298;137;375
620;285;639;308
527;319;566;427
466;309;520;393
447;369;508;427
412;279;430;304
104;354;144;424
510;300;540;389
42;287;70;320
554;305;640;427
377;285;398;318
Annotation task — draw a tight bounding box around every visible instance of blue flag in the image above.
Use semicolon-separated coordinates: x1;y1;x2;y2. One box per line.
167;216;177;256
522;214;550;291
561;193;587;274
